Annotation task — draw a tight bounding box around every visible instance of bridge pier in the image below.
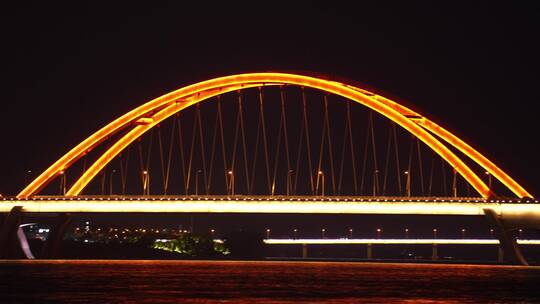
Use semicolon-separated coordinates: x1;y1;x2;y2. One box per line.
497;246;504;263
40;213;72;259
431;244;438;261
302;243;308;258
366;243;373;260
0;206;23;259
483;208;527;265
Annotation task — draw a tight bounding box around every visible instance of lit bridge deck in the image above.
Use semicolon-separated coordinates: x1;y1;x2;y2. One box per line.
262;238;540;245
1;196;539;216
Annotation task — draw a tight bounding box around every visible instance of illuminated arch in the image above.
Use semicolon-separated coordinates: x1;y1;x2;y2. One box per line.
17;73;532;199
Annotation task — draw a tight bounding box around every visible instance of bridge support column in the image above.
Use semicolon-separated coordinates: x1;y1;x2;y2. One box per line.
431;244;438;261
497;246;504;263
0;206;23;259
40;213;72;259
483;208;527;265
302;243;308;258
366;243;373;260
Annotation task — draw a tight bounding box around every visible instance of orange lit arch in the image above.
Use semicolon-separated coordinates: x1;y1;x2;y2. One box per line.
17;73;532;199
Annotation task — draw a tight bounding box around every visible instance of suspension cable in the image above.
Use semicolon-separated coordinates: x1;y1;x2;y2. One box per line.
294;103;305;195
407;135;414;196
316;98;326;194
119;148;130;195
301;88;315;194
208;98;220;193
119;152;125;194
144;130;154;195
137;139;145;192
250;96;262;194
81;155;87;175
145;130;154;174
280;87;292;194
259;88;272;193
382;122;392;195
176;114;187;194
164;119;176;194
428;156;435;196
324;95;336;194
452;168;458;197
347;101;359;195
369;112;379;196
238;91;251;193
196;104;209;194
392;123;402;196
271;103;283;195
230;93;241;188
186;108;197;194
338;103;348;195
360;113;370;195
100;170;105;195
416;138;425;196
441;156;448;196
217;97;229;192
157;125;166;194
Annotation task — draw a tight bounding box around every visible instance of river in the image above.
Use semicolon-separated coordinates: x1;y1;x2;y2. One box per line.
1;260;539;303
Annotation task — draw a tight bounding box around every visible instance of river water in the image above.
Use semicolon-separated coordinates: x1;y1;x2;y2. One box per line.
1;260;539;303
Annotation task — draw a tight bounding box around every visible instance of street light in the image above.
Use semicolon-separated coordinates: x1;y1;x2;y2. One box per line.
227;170;234;195
490;228;495;238
518;229;523;239
461;228;466;239
210;229;215;237
376;228;382;239
142;170;150;195
59;170;66;195
317;170;325;196
348;228;353;239
293;228;298;239
404;228;409;239
404;171;411;197
266;228;271;239
25;170;32;186
485;171;492;189
321;228;326;239
433;228;438;239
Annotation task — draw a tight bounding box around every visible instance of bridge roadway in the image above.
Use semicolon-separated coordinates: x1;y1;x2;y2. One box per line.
1;196;539;218
262;238;540;245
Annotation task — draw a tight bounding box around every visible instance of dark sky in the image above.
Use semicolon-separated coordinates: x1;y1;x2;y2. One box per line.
2;2;540;197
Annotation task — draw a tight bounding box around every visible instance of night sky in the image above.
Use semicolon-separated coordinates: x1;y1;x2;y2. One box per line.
3;2;540;201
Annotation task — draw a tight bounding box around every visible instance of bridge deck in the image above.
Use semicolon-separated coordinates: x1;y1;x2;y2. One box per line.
263;238;540;245
1;196;538;215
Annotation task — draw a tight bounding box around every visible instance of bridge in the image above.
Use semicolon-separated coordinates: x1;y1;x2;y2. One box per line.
1;72;537;264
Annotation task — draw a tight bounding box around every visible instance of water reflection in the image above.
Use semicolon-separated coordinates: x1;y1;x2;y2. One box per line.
1;260;539;303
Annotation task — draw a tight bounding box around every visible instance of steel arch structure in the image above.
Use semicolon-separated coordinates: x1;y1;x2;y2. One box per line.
17;72;532;199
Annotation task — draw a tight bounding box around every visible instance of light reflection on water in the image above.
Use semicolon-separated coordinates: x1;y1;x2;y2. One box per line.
1;260;539;303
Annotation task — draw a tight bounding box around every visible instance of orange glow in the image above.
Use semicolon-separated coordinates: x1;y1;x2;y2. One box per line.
66;84;263;195
2;198;540;216
263;239;540;245
17;73;532;199
415;119;532;198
